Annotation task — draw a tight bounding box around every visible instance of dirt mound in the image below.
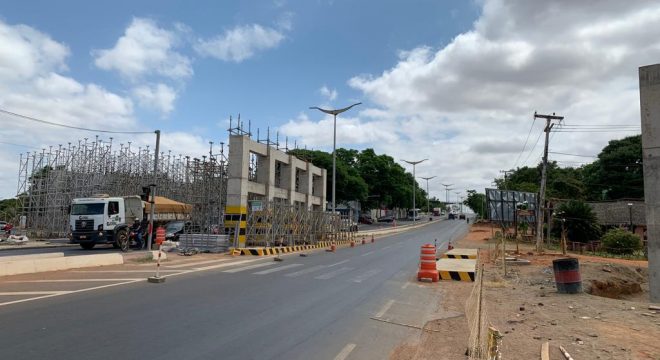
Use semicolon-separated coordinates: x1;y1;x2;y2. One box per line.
581;263;648;300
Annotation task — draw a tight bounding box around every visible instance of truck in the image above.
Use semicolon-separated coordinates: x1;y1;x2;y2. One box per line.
69;194;191;251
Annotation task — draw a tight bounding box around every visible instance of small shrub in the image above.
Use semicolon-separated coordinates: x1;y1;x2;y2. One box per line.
601;228;641;255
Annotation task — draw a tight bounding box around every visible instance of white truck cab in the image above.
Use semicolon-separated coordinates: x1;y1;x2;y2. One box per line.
69;194;143;250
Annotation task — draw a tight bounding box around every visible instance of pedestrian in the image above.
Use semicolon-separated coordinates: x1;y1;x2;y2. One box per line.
131;219;143;249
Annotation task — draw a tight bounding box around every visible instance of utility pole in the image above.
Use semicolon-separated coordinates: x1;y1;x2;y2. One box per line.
533;112;564;252
500;169;514;191
147;130;161;250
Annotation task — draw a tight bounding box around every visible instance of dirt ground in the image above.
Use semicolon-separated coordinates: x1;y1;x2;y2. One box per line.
390;222;660;360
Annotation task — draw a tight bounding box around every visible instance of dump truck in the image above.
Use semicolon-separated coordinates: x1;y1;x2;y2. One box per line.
69;194;191;251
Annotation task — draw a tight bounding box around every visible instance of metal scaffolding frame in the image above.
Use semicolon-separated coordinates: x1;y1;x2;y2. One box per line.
16;136;228;238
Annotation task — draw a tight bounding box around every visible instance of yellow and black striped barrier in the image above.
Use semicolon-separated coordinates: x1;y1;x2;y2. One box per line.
230;239;354;256
442;248;478;260
436;258;477;282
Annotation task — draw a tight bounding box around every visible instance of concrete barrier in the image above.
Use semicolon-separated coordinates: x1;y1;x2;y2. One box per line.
0;253;124;277
0;252;65;262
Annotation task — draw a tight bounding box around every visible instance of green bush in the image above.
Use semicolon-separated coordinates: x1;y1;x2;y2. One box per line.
601;228;641;255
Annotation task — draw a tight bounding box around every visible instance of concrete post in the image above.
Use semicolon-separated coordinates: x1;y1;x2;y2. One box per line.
639;64;660;302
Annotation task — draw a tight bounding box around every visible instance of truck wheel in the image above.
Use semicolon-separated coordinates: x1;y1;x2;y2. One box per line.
115;228;129;252
80;243;95;250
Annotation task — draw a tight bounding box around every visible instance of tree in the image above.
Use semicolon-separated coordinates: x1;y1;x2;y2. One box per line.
552;200;601;243
582;135;643;200
464;190;486;219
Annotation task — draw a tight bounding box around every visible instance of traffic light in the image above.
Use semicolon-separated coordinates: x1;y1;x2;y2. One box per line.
141;186;151;201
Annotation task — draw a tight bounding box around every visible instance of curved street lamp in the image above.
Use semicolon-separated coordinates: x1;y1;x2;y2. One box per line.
309;103;361;214
420;176;436;218
401;159;428;223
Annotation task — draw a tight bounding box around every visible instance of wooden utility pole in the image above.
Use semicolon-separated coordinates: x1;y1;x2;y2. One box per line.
534;112;563;252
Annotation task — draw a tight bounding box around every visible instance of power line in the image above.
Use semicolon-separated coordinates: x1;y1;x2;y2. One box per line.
548;151;597;158
0;108;154;135
521;130;544;166
513;117;536;168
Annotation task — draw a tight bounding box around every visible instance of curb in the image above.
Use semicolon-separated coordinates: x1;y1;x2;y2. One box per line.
0;253;124;277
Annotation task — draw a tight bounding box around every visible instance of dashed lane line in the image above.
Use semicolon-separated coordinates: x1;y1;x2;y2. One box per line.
333;343;356;360
326;259;350;267
351;269;382;283
315;267;354;280
222;262;276;273
360;251;375;257
374;299;395;318
253;263;303;275
285;265;327;277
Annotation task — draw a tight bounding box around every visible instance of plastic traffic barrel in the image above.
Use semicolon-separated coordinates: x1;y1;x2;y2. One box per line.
417;244;439;282
552;258;582;294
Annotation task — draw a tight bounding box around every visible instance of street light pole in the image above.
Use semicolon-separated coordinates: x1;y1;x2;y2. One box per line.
455;191;461;213
420;176;436;217
441;183;453;214
402;159;428;223
309;103;361;214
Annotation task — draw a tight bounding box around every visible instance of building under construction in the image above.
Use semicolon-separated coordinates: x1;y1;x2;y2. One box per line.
16;118;344;246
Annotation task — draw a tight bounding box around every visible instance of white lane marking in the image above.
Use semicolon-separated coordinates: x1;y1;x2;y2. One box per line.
285;265;327;277
351;269;382;283
375;299;395;318
334;343;356;360
401;282;410;289
381;245;393;250
9;279;142;282
315;267;354;280
193;258;262;271
222;262;276;273
72;270;180;273
327;259;349;267
165;258;231;268
0;291;71;296
253;264;303;275
360;251;375;257
0;279;142;308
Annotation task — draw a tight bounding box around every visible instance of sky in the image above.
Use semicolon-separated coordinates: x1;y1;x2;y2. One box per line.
0;0;655;202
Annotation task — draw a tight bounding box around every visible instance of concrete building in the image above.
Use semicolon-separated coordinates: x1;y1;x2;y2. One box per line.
223;134;327;246
639;64;660;302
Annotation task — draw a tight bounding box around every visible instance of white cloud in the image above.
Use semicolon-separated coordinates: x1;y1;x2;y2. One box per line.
283;0;657;199
319;86;337;102
93;18;193;81
194;24;285;62
0;20;214;199
132;83;177;116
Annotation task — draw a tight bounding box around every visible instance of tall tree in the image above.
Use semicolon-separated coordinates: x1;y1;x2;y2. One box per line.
464;190;486;218
582;135;643;200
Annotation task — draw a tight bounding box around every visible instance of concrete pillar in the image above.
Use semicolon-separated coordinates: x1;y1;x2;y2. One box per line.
639;64;660;302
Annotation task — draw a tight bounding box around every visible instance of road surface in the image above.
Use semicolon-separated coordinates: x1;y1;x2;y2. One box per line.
0;219;468;360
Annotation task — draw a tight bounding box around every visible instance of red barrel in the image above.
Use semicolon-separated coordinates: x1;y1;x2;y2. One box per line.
552;258;582;294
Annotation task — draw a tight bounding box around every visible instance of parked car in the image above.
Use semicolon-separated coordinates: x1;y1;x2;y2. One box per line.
164;220;186;241
377;215;394;223
358;214;373;224
0;221;12;234
459;214;466;220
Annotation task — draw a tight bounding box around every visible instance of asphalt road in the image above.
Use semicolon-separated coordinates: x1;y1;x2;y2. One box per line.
0;219;468;360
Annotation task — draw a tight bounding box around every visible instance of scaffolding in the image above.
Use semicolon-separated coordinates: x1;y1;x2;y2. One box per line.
17;136;228;238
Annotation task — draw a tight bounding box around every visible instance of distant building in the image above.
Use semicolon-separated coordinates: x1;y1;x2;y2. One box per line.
587;200;646;239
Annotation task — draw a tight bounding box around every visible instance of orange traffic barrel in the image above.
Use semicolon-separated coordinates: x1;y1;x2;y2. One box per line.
155;226;166;245
418;243;438;282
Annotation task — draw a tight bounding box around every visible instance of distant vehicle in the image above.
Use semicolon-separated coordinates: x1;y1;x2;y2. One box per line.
0;221;11;234
358;214;373;224
459;214;466;220
407;209;421;221
432;208;441;216
377;215;394;223
448;213;456;220
0;221;7;230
